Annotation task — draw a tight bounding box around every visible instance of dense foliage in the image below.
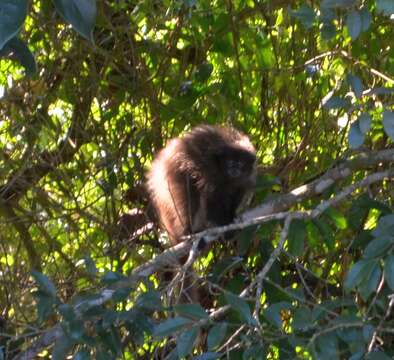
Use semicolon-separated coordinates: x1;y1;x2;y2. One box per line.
1;0;394;359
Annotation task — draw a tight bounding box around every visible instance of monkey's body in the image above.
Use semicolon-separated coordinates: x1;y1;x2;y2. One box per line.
147;125;256;245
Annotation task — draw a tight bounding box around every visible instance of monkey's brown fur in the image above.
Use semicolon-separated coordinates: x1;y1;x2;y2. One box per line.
147;125;256;246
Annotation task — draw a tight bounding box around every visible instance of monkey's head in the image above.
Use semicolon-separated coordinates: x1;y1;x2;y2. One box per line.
214;145;256;186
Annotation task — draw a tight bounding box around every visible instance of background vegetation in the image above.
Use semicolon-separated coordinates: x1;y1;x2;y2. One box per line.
1;0;394;359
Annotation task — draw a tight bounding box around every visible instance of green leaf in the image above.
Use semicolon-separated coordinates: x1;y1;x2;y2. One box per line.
360;7;372;31
321;22;337;40
366;351;392;360
264;304;282;328
358;113;371;134
101;271;126;284
346;11;361;40
384;255;394;290
58;304;76;321
347;74;363;98
177;327;198;358
0;0;27;50
316;332;338;358
136;291;162;311
382;110;394;141
52;334;75;360
363;236;393;259
31;270;57;297
256;35;275;70
325;207;348;230
314;218;335;250
34;292;57;322
153;317;192;337
194;62;213;82
52;0;96;42
377;0;394;15
66;320;85;341
306;221;321;248
349;121;365;149
358;262;381;300
372;214;394;237
224;291;254;325
173;303;208;320
323;96;349;109
321;0;357;8
290;5;316;29
1;37;36;75
344;259;376;291
207;322;228;350
193;352;222;360
74;350;90;360
83;255;97;275
288;219;306;256
292;307;313;330
242;344;266;359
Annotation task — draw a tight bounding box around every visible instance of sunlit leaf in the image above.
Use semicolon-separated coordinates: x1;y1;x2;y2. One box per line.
325;207;348;229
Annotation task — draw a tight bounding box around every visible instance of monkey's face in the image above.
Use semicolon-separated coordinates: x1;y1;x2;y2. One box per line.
216;147;256;184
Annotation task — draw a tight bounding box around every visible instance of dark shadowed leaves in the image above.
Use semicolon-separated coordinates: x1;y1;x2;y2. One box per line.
347;74;363;98
153;317;192;337
207;322;228;350
31;270;57;297
0;0;27;50
349;121;365;149
290;5;316;29
52;0;96;42
344;259;377;291
177;327;198;358
321;0;357;8
173;303;208;320
382;110;394;141
288;219;306;256
224;291;254;325
377;0;394;16
384;255;394;290
346;11;362;40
